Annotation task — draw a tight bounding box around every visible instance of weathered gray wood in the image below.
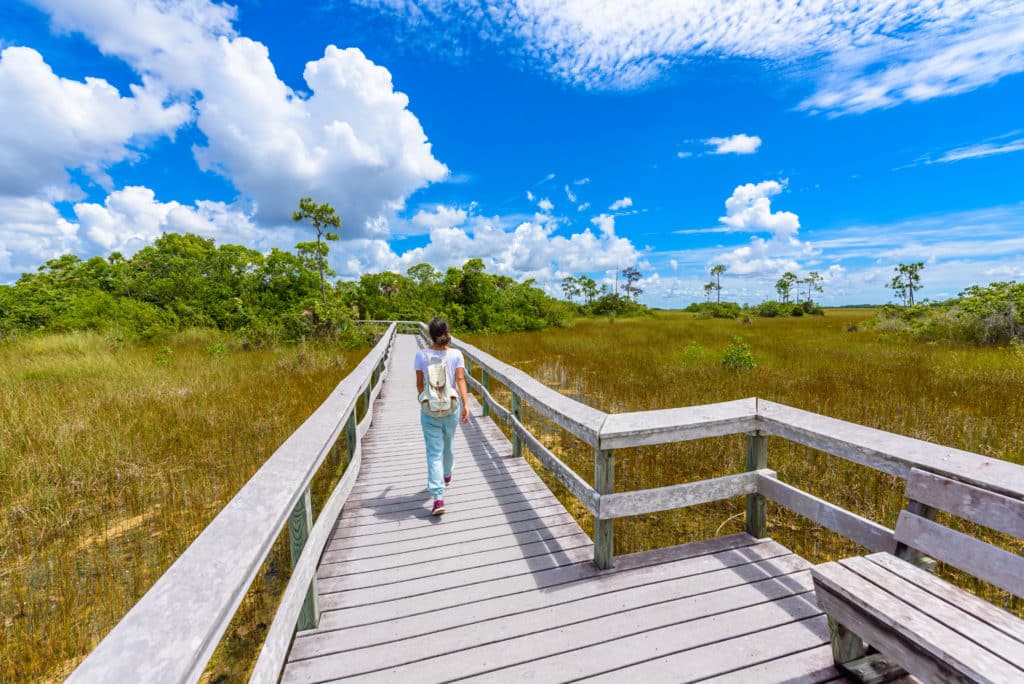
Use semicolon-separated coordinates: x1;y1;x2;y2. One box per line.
599;470;767;519
287;578;821;682
67;323;397;684
294;556;813;669
746;432;768;537
323;513;582;569
698;643;840;684
451;334;607;446
812;561;1021;683
287;487;319;631
866;552;1024;644
827;614;866;665
302;543;803;651
578;619;835;684
758;399;1024;500
594;447;614;569
251;442;365;683
839;654;908;684
757;473;897;554
894;499;937;567
344;411;357;464
841;556;1024;663
905;468;1024;538
599;398;759;449
894;511;1024;598
481;369;490;417
318;534;773;622
510;391;522;458
319;533;594;590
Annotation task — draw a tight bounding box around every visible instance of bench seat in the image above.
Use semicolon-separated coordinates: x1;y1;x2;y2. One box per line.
812;553;1024;684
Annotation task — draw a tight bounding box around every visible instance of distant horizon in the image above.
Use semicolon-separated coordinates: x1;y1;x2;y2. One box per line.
1;1;1022;307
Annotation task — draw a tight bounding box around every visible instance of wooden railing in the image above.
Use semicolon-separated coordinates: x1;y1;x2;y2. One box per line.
68;323;398;684
70;320;1024;683
404;322;1024;573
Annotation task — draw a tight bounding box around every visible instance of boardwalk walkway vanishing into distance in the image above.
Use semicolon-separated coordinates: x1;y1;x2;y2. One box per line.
68;321;1024;683
279;334;838;682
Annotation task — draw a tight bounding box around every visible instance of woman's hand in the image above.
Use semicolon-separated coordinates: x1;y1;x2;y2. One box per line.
460;403;470;423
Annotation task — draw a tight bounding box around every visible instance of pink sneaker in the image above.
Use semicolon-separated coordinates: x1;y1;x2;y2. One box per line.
432;499;446;516
444;474;452;486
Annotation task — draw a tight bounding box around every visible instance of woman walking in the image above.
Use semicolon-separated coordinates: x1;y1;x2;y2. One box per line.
415;317;470;515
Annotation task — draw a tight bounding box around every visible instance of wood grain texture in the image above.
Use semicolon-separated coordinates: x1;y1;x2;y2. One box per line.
894;511;1024;599
599;397;759;449
746;433;768;538
598;470;765;520
905;468;1024;538
757;473;897;553
812;560;1022;683
758;400;1024;499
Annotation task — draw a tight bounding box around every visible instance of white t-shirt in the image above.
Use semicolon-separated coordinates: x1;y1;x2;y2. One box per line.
414;347;465;390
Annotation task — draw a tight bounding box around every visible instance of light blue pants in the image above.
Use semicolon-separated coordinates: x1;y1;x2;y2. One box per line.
421;402;459;499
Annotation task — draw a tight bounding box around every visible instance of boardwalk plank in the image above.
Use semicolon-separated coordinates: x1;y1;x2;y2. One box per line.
580;618;835;683
291;554;810;661
301;592;822;682
317;535;769;618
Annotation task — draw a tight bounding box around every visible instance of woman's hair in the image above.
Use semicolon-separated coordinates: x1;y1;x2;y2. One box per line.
428;317;452;347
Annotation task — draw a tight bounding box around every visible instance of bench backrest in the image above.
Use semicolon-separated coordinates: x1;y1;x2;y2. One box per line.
895;468;1024;599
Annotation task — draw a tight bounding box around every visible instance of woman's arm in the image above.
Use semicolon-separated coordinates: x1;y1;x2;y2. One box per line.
415;370;424;394
455;367;470;422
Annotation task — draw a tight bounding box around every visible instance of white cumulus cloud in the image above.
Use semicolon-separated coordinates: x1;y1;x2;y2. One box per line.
609;196;633;211
720;180;799;237
537;197;554;212
337;208;641;287
0;196;80;275
29;0;448;235
73;186;261;256
705;134;761;155
712;180;815;275
0;46;190;198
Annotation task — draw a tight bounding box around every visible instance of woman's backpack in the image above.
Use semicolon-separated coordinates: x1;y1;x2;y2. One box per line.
419;350;459;418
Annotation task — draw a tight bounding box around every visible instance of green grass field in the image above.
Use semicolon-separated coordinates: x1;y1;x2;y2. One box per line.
463;309;1023;613
0;331;358;682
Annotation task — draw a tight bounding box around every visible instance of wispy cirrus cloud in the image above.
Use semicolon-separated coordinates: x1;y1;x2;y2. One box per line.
928;136;1024;164
352;0;1024;114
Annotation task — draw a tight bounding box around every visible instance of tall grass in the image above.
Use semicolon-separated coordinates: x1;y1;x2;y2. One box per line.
0;331;359;682
463;310;1024;612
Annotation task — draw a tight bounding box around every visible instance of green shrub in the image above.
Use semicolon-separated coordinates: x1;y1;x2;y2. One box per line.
680;340;705;363
721;336;757;371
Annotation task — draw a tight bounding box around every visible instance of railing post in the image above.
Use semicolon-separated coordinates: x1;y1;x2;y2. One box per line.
288;487;319;630
594;448;615;569
481;370;491;417
345;410;358;463
745;432;768;538
511;392;522;458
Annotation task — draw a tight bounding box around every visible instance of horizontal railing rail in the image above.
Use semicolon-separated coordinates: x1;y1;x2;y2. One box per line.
68;323;398;684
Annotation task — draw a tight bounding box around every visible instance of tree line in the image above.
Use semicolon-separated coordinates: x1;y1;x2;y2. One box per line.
0;243;576;345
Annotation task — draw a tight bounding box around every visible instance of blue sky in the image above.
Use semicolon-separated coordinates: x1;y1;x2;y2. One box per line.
1;0;1022;306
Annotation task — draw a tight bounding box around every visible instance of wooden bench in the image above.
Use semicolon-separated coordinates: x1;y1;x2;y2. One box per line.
811;468;1024;683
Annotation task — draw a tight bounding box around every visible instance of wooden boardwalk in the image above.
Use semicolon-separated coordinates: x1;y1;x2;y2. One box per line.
281;335;846;683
